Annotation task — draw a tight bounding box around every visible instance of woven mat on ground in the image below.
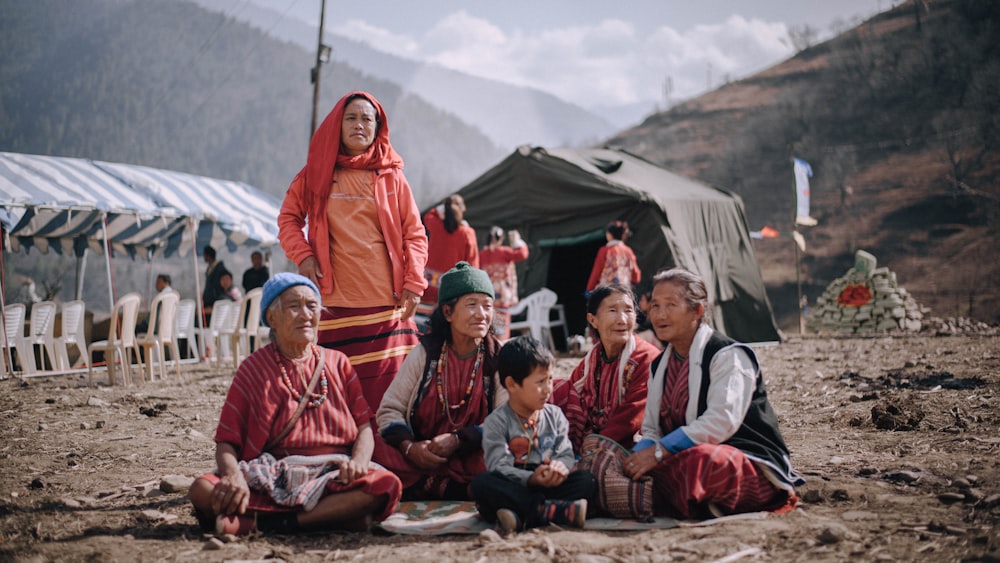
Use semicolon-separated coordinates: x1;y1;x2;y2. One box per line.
375;500;684;535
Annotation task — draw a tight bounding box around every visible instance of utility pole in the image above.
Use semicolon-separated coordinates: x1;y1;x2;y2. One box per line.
310;0;329;139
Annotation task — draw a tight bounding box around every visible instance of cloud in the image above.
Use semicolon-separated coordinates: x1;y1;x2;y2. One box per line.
332;12;794;110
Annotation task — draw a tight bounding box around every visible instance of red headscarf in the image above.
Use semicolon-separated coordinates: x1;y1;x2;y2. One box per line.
302;91;404;215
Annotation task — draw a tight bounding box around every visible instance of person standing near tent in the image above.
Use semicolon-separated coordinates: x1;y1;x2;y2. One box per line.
479;226;529;339
202;245;229;323
587;220;641;294
418;194;479;316
242;250;270;293
621;268;802;519
277;91;428;414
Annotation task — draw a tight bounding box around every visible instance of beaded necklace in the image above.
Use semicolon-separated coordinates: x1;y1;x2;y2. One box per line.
435;341;484;424
516;411;540;455
273;344;328;408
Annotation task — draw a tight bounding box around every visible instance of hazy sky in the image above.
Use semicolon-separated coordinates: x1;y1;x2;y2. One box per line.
245;0;892;111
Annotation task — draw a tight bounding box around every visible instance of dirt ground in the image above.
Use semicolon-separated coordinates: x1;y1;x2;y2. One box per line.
1;334;999;562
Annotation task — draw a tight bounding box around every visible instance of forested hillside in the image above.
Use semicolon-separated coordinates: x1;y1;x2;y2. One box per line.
0;0;504;202
608;0;1000;328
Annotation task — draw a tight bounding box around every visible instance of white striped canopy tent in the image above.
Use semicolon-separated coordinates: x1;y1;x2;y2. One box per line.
0;151;282;376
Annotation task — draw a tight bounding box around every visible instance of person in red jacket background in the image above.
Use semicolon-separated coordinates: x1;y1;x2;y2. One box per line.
419;194;479;316
587;220;641;294
479;226;529;339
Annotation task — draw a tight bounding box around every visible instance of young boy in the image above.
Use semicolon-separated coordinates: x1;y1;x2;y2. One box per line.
471;336;597;532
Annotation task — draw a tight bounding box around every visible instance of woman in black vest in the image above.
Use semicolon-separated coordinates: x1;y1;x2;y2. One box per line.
622;268;802;518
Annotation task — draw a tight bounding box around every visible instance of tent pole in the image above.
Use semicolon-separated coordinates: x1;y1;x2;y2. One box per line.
101;213;115;312
1;227;14;379
190;217;206;362
75;248;88;300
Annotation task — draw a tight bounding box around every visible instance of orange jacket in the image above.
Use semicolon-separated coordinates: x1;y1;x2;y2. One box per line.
277;168;428;301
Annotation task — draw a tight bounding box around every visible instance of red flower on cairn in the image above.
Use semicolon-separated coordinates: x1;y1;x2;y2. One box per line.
837;283;872;307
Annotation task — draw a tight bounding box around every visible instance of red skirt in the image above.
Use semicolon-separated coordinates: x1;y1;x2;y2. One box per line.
318;305;418;415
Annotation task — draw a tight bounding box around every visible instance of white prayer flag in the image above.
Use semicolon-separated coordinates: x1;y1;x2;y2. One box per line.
793;158;816;226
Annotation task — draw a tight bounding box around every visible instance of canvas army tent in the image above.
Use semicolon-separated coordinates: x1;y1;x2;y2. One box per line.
452;146;780;344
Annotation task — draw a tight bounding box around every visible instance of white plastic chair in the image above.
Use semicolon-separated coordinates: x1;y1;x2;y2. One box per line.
173;299;199;364
231;288;263;368
201;299;235;366
54;300;89;371
20;301;59;373
88;292;142;386
507;288;567;350
137;291;180;382
3;303;27;375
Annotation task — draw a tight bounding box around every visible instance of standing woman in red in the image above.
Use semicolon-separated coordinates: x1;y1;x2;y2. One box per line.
586;220;641;293
419;194;480;315
277;91;428;414
622;268;802;518
479;226;529;339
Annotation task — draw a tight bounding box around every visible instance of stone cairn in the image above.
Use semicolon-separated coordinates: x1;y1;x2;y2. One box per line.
806;250;927;335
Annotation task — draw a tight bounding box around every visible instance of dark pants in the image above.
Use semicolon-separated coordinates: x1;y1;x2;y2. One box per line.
471;469;597;528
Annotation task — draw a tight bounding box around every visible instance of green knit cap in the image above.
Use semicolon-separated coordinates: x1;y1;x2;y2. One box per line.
438;261;494;304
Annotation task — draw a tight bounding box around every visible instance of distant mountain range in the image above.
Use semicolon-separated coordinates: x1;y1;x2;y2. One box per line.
187;0;626;149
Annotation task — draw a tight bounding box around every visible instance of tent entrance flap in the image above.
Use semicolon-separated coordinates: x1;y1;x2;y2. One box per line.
537;228;606;249
545;236;605;341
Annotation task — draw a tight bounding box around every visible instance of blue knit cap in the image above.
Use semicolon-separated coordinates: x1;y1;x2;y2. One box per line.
260;272;320;327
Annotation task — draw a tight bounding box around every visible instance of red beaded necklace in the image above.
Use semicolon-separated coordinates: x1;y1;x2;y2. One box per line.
273;344;327;409
435;341;484;423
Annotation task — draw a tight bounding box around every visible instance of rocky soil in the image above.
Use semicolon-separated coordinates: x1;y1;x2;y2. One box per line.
1;334;998;562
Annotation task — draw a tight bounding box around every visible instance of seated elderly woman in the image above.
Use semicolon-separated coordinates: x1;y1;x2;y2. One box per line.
551;283;660;452
375;261;507;500
188;273;402;536
622;268;803;518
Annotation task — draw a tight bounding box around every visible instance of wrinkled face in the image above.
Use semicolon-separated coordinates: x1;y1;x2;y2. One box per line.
266;285;320;347
340;98;378;156
443;293;494;341
587;291;636;349
648;281;702;347
507;365;553;413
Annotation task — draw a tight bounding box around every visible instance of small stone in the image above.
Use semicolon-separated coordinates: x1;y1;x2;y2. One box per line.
37;423;47;431
29;478;45;489
203;537;225;550
964;488;984;502
937;492;965;504
160;475;194;493
478;528;503;542
219;533;239;544
143;488;165;499
87;397;110;408
802;489;822;503
79;422;90;430
10;492;18;498
817;526;846;544
883;470;921;484
952;478;971;489
831;489;851;501
67;459;79;467
965;474;979;484
858;467;879;476
62;498;81;508
95;420;106;429
981;494;1000;508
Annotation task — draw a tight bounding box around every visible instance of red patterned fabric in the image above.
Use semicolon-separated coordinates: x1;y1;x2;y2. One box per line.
552;336;658;451
586;243;641;292
209;344;403;518
215;345;370;460
658;352;690;433
373;347;490;496
317;305;418;418
647;443;795;518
